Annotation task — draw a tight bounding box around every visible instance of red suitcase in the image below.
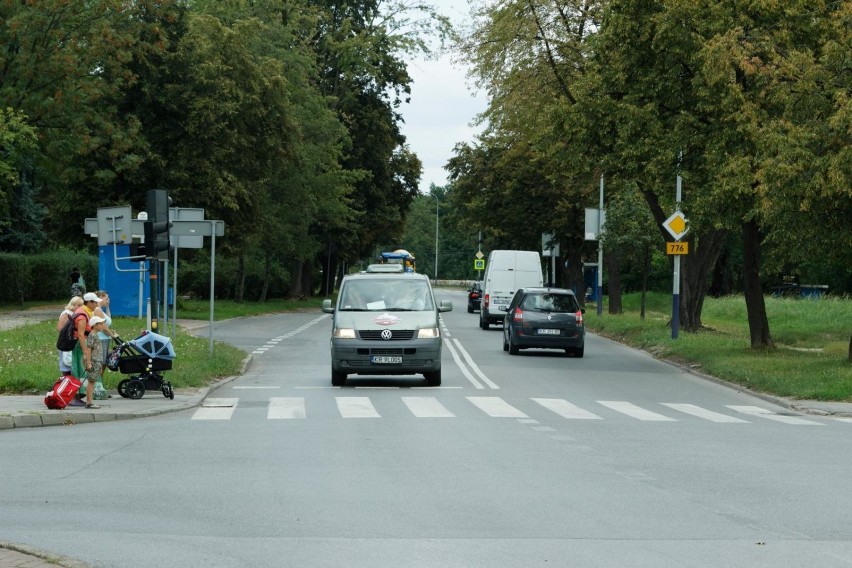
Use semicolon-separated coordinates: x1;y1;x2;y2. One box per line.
44;376;82;410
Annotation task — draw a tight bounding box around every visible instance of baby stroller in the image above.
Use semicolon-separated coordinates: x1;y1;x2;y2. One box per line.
108;331;176;400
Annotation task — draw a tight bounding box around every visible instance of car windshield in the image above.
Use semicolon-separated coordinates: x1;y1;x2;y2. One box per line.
520;293;578;313
339;279;434;311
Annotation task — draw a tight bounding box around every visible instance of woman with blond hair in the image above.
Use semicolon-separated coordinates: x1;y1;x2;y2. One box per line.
57;296;84;376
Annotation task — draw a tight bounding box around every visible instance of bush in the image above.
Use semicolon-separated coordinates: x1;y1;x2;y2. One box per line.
0;250;98;303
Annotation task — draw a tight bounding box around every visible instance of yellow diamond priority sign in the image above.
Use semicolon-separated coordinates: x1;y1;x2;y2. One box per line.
663;211;688;241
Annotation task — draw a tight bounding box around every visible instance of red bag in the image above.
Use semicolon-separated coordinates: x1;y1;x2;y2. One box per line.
44;376;82;410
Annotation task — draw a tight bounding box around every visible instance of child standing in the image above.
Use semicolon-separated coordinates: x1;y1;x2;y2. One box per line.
84;315;107;409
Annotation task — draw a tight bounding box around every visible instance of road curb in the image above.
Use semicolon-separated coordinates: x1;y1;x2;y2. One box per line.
0;540;92;568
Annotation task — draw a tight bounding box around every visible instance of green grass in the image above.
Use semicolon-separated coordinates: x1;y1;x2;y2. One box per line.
586;293;852;401
0;316;247;395
175;297;327;320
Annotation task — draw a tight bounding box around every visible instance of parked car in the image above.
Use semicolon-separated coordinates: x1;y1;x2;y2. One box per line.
500;287;585;357
467;282;482;313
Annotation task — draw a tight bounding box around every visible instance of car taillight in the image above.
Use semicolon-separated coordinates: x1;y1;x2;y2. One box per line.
514;308;524;322
484;294;490;308
575;310;583;326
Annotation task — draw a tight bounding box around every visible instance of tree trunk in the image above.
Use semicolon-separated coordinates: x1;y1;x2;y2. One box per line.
259;252;270;303
742;219;773;348
561;234;584;301
606;250;622;314
640;244;649;320
639;185;727;331
235;253;245;303
290;260;305;297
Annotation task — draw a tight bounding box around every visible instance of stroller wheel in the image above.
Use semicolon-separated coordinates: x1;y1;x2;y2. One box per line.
117;379;131;399
163;383;174;400
125;379;146;400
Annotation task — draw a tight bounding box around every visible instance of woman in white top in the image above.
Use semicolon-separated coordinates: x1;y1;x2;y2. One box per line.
84;290;118;400
57;296;84;375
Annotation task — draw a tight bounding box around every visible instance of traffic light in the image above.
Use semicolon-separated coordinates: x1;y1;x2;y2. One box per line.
128;241;147;262
146;189;172;261
143;220;171;261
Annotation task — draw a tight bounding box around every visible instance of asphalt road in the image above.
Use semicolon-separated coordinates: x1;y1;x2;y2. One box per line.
2;289;851;567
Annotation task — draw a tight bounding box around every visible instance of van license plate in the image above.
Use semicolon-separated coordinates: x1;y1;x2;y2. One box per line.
372;356;402;364
537;329;560;335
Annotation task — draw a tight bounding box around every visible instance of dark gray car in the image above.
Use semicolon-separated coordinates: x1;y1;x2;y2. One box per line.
501;287;585;357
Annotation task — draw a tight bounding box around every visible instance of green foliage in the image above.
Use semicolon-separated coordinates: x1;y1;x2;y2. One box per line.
0;250;98;303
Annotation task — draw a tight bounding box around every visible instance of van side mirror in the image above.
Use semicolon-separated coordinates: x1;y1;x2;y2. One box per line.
439;300;453;312
321;299;334;314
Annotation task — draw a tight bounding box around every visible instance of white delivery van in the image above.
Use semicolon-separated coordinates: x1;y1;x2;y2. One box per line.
479;250;543;329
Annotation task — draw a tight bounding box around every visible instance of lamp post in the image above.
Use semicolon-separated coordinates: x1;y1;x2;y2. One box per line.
429;192;439;280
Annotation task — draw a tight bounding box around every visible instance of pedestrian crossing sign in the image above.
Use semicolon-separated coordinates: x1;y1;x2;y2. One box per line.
474;259;485;271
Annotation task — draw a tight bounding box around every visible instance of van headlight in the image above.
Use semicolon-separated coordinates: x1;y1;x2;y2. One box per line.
334;328;356;339
418;327;440;339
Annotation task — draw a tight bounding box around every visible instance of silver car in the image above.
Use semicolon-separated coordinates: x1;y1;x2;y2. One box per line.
321;265;453;386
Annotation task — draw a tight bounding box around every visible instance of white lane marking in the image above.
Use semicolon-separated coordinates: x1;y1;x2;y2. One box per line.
233;386;281;389
533;398;603;420
467;397;528;418
402;397;455;418
253;315;329;354
336;397;381;418
662;403;749;423
268;397;306;419
192;398;238;420
835;418;852;423
444;339;484;389
452;339;500;389
598;401;677;421
726;405;824;425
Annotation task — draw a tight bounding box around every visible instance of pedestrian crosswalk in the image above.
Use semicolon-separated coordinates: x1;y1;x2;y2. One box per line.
190;395;835;426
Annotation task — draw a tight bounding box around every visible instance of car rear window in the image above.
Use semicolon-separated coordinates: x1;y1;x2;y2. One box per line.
520;293;579;313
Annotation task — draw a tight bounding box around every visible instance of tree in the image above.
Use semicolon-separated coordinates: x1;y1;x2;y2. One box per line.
600;185;661;318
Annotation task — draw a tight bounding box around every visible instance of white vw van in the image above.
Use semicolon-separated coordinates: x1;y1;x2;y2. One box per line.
479;250;543;329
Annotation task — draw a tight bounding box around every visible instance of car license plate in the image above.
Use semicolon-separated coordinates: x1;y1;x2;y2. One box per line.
492;298;509;305
371;356;402;364
537;329;560;335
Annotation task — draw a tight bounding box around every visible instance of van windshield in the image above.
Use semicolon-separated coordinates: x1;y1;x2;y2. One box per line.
339;279;434;311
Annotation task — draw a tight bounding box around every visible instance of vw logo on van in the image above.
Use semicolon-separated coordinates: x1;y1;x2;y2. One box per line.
380;329;393;340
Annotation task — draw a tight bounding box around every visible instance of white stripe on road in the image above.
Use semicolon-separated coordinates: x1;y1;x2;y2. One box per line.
402;397;455;418
532;398;603;420
444;339;484;389
598;401;677;421
467;397;528;418
191;398;238;420
336;397;381;418
662;403;749;423
452;339;500;389
726;405;824;425
268;397;306;419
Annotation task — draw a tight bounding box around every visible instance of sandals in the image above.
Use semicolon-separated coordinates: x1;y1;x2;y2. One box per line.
85;403;101;409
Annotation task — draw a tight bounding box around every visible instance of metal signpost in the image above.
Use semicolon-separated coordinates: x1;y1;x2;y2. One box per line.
86;199;225;353
663;202;689;340
584;175;606;315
